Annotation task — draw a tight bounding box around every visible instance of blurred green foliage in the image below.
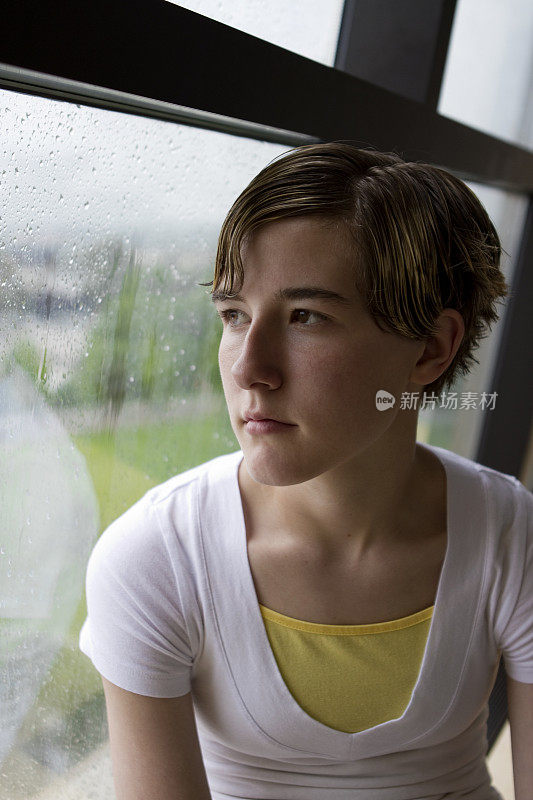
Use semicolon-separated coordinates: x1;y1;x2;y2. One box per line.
10;338;50;392
55;245;223;409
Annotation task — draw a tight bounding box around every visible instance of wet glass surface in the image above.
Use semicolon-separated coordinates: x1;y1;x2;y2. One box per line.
0;88;285;798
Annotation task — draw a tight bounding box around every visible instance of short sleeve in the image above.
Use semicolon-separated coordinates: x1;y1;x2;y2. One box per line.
79;493;195;697
499;480;533;683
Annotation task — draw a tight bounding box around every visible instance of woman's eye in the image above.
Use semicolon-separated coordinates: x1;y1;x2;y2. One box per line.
291;309;327;325
217;309;245;326
217;309;327;327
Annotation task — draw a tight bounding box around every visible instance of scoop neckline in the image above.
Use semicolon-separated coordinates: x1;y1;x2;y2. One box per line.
259;601;435;635
203;441;488;759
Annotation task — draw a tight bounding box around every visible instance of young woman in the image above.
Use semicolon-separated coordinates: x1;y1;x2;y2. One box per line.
80;142;533;799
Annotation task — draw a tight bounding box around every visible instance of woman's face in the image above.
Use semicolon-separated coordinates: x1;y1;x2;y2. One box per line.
215;216;426;486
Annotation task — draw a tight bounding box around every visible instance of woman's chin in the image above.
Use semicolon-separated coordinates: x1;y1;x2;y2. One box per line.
241;448;326;488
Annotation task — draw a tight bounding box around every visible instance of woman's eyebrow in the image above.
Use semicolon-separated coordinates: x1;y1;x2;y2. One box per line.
211;286;352;306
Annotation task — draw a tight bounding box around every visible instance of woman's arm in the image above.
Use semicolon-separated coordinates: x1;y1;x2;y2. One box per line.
507;674;533;800
101;676;212;800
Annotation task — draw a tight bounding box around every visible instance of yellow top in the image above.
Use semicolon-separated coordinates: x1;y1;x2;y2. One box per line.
259;603;434;733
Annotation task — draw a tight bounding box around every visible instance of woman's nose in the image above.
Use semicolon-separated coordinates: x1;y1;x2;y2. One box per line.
229;323;283;390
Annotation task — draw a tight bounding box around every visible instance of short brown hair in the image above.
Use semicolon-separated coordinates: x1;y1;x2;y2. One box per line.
202;141;509;398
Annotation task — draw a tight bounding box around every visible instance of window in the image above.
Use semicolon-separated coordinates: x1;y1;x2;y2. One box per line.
0;87;286;798
439;0;533;148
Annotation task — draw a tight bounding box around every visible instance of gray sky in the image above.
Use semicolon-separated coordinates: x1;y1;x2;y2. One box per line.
0;90;287;250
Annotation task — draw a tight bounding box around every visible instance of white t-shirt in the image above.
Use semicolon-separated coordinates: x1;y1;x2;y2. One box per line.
79;442;533;800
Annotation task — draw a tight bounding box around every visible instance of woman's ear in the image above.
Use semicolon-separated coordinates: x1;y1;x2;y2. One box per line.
409;309;465;388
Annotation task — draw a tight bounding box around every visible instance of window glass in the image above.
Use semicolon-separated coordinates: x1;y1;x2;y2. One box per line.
167;0;345;66
0;87;287;798
417;185;528;459
439;0;533;148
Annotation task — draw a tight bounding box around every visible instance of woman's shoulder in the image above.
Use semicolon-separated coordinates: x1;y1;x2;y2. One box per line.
89;449;243;568
422;442;531;559
427;441;529;502
145;448;243;508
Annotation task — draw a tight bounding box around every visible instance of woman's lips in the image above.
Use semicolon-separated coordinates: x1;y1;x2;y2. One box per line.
245;419;296;434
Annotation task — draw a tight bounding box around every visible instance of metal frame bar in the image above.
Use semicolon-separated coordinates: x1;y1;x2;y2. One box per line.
335;0;457;108
0;62;316;148
477;197;533;480
479;198;533;751
1;0;533;192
